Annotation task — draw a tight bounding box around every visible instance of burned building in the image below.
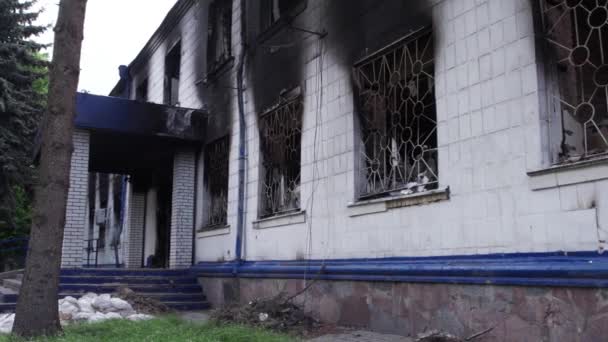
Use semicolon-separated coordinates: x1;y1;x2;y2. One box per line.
56;0;608;339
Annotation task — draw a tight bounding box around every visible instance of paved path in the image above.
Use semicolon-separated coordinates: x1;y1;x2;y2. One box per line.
307;330;413;342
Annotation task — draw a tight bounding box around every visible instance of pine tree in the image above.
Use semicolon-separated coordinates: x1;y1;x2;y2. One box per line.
0;0;47;236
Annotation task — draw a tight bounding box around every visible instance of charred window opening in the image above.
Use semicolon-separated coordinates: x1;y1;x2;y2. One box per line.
203;136;230;228
259;95;302;217
260;0;306;32
97;173;109;248
540;0;608;162
136;78;148;102
353;30;438;199
207;0;233;75
164;41;181;106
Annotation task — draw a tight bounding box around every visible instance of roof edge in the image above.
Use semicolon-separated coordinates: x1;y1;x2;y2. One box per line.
108;0;196;95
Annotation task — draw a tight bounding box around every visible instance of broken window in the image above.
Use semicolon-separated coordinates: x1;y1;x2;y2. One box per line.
207;0;233;74
260;0;306;31
164;41;181;106
259;94;302;217
353;30;438;198
136;78;148;102
203;136;230;228
540;0;608;162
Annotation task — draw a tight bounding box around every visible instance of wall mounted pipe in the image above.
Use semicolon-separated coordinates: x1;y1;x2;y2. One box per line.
234;0;248;264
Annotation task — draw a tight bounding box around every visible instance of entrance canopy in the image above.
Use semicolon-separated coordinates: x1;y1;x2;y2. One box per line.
75;92;207;176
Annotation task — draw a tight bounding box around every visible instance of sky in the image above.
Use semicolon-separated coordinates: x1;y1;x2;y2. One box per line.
34;0;177;95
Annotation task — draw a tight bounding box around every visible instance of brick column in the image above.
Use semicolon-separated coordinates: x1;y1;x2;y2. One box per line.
61;129;90;268
169;149;195;268
125;192;145;268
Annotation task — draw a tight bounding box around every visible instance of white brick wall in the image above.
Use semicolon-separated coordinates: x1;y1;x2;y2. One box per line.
128;0;608;264
170;149;196;268
125;191;145;268
61;129;90;268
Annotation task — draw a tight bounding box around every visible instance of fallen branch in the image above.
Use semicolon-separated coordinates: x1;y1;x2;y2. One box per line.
465;326;494;341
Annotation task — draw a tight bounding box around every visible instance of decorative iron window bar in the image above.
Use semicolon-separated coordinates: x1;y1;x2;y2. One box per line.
540;0;608;162
353;29;438;199
259;96;303;218
204;136;230;228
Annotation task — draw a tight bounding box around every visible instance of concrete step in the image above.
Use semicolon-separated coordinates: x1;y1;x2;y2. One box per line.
59;275;198;285
59;292;206;303
59;283;203;294
0;302;15;313
2;278;21;292
0;301;211;313
61;269;190;277
0;286;17;303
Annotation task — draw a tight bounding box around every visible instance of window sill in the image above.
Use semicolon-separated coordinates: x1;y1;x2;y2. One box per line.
197;226;230;238
253;210;306;230
347;187;450;217
195;57;235;86
527;157;608;190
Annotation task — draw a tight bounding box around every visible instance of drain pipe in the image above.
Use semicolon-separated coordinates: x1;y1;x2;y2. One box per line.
234;0;248;265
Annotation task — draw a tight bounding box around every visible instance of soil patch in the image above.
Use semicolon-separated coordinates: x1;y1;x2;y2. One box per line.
115;287;173;315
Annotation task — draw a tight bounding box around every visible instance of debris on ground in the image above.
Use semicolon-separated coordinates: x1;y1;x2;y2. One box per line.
0;292;155;334
415;330;462;342
210;292;321;336
115;287;172;315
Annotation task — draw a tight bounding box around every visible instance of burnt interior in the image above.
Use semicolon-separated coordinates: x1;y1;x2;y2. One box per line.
203;135;230;227
135;78;148;101
207;0;233;74
541;0;608;161
164;41;182;106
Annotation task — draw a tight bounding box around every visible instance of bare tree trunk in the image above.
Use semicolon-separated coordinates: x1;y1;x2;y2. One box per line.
13;0;87;337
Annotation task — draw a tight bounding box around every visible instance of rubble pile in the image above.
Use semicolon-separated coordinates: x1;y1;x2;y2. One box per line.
211;294;320;335
115;287;172;315
0;293;154;334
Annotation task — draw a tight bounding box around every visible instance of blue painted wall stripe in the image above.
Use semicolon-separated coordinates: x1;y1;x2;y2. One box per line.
190;251;608;288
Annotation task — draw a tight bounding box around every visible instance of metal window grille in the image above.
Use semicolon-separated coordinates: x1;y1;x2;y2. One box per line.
259;97;302;217
204;136;229;227
540;0;608;161
353;30;438;198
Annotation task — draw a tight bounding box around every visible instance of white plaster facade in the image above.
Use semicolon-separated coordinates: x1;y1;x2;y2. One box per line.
61;0;608;268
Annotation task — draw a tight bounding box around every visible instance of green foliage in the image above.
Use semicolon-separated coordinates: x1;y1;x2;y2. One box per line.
0;316;294;342
0;0;48;236
0;185;31;240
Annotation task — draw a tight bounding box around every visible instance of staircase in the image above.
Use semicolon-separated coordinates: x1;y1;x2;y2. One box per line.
0;269;209;313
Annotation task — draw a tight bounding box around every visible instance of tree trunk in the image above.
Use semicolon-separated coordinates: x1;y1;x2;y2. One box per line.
12;0;87;337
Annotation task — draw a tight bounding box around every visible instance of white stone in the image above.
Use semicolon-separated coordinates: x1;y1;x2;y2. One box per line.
98;294;112;301
77;297;95;313
110;298;133;312
92;296;113;312
104;312;123;320
82;292;98;300
126;314;154;321
0;314;14;334
87;312;108;323
59;301;80;316
73;312;94;322
63;296;79;305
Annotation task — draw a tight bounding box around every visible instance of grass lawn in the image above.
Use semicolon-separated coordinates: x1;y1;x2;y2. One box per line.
0;316;294;342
